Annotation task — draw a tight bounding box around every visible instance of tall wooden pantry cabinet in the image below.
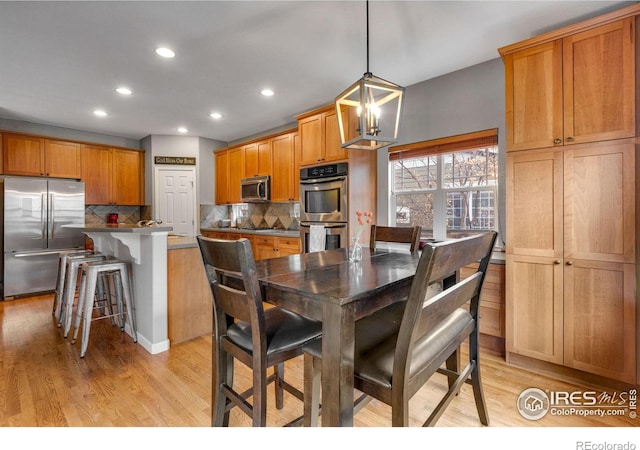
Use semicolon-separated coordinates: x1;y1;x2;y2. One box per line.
499;4;639;385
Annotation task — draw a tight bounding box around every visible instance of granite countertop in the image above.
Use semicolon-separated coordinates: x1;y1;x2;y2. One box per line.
200;227;301;238
66;224;174;233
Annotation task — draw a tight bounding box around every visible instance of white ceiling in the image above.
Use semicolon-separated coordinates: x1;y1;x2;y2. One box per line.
0;1;634;143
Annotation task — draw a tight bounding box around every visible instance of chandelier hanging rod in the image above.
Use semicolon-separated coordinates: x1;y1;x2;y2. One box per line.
366;0;370;75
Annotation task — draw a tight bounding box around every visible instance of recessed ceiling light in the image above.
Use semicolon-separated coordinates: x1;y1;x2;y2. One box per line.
210;112;223;119
93;109;108;117
155;47;175;58
177;127;188;133
261;89;275;97
116;87;132;95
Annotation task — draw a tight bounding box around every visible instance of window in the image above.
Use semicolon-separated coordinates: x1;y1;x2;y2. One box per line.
389;129;498;241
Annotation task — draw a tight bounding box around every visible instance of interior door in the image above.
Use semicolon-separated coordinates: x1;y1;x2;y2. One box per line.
155;167;196;236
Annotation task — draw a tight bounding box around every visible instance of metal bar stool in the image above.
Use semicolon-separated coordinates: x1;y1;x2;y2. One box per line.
52;249;93;318
71;259;137;358
59;253;108;337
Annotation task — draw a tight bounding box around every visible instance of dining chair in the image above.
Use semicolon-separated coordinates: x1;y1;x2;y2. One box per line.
303;231;497;426
369;225;422;252
197;236;322;427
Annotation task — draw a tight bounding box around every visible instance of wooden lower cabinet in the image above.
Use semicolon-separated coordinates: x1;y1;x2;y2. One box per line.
200;231;299;261
506;141;637;384
564;260;636;384
167;246;213;344
254;235;300;260
200;231;232;240
461;262;506;353
506;254;564;365
507;256;637;385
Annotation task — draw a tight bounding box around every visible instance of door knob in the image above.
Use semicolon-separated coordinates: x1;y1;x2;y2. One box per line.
554;259;561;264
565;137;574;142
553;138;562;145
566;260;573;266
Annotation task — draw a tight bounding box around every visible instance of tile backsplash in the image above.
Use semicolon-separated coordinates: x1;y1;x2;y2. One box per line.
85;205;145;225
85;203;300;230
200;202;300;231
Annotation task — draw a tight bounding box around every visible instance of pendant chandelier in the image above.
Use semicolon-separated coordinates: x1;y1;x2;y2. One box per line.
335;0;405;150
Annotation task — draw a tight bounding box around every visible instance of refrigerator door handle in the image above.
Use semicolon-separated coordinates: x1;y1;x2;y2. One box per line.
49;192;55;239
13;250;68;258
41;192;47;240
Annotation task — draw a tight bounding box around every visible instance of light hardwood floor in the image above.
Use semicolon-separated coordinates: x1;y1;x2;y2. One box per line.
0;294;637;430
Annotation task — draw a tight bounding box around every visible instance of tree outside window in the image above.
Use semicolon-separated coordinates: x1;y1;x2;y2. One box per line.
390;137;498;241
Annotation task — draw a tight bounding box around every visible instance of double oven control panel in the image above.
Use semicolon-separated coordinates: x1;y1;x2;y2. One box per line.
300;162;348;181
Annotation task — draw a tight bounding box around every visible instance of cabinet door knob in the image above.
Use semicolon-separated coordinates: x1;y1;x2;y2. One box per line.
565;136;574;142
554;259;561;264
553;138;562;145
566;260;573;266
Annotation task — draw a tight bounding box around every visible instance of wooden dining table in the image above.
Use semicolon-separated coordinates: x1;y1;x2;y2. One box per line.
254;247;422;427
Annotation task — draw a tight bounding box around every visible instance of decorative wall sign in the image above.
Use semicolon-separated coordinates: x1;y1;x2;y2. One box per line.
154;156;196;165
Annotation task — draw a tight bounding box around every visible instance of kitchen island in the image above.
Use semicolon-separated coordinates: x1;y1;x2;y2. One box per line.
66;224;173;354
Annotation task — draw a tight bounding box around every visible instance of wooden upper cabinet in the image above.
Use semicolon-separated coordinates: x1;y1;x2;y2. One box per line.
2;134;81;178
271;132;295;202
502;17;635;151
298;113;323;165
563;18;635;144
82;146;143;205
45;139;81;178
228;147;244;204
215;146;245;204
323;109;349;162
112;149;144;205
244;140;272;178
2;133;45;176
297;106;348;166
81;144;113;204
292;131;301;201
504;41;563;152
215;150;230;205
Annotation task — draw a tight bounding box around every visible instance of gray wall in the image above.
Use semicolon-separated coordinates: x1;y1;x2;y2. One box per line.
0;117;140;149
140;134;226;211
377;57;506;246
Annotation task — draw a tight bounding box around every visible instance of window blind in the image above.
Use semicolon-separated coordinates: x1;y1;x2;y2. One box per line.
388;128;498;161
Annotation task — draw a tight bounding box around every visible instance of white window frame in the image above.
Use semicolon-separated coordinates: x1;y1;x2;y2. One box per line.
389;148;498;241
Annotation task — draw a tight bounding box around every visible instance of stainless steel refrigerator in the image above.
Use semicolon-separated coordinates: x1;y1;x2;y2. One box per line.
1;176;85;299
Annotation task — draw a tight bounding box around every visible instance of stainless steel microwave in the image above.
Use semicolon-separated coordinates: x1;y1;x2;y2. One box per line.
241;175;270;202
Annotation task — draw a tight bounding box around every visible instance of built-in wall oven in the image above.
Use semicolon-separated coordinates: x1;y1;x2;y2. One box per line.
299;162;348;252
300;222;348;253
